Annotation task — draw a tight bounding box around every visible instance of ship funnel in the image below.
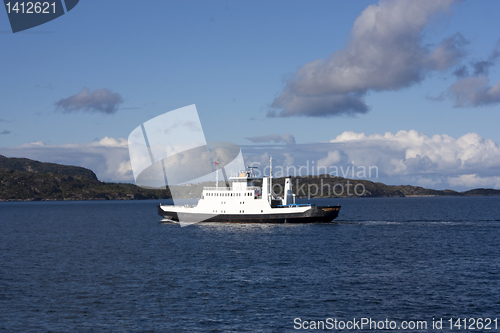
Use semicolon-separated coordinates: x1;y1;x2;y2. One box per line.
283;178;293;205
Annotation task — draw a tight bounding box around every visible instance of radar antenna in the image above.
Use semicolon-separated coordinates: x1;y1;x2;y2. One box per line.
247;166;258;178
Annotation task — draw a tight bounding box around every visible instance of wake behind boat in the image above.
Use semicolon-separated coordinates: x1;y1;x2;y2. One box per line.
158;158;341;223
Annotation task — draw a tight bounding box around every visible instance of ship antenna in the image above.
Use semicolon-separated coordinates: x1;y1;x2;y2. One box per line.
269;156;273;199
247;166;258;178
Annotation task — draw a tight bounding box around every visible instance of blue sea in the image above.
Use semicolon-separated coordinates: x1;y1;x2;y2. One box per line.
1;197;500;332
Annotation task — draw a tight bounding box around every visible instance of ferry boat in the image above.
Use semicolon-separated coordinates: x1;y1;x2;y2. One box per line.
158;159;341;224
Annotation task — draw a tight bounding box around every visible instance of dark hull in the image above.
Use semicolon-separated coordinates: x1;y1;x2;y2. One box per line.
158;205;341;223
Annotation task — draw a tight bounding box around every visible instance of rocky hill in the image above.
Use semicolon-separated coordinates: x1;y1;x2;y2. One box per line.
0;155;98;180
0;155;170;201
1;155;499;201
148;175;500;198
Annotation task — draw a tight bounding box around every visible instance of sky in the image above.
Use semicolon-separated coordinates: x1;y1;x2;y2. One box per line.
1;0;499;191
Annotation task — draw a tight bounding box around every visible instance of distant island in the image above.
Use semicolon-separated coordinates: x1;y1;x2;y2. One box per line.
1;155;499;201
0;155;170;201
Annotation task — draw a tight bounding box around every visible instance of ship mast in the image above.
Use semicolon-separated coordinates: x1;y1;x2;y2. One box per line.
215;160;219;190
269;156;273;199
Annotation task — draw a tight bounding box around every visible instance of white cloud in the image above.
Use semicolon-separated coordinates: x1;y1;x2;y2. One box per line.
329;130;500;176
242;130;500;190
317;151;341;168
0;137;133;182
448;174;500;189
270;0;463;117
92;136;128;148
2;131;499;191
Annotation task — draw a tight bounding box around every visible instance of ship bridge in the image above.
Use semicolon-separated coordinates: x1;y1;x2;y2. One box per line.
202;167;261;201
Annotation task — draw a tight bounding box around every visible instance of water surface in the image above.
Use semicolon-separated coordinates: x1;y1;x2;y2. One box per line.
1;197;499;332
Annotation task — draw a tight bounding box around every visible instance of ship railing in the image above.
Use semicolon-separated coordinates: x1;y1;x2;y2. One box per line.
277;204;311;208
203;186;261;191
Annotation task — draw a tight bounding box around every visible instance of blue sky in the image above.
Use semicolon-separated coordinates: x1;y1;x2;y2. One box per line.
1;0;499;190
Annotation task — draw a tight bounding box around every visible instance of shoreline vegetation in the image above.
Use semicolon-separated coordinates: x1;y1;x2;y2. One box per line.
1;155;499;202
